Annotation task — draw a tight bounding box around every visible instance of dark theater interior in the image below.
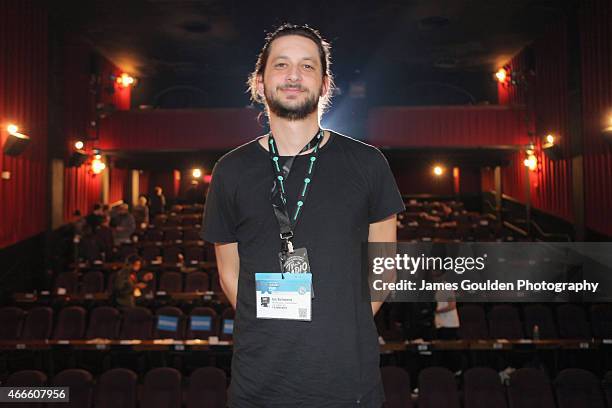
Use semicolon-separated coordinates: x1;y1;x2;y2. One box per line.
2;0;612;407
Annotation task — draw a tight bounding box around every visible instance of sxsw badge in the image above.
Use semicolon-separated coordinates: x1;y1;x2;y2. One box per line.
279;247;311;273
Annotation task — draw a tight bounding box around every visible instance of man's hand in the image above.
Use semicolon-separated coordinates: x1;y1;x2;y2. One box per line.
368;214;397;315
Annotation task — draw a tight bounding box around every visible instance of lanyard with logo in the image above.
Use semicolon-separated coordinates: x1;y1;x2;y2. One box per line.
268;129;323;273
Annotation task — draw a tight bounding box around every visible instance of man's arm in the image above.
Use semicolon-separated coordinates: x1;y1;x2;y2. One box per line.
368;214;397;315
214;242;240;309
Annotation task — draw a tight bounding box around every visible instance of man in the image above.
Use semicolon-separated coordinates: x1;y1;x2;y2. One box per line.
202;24;404;407
149;186;166;217
113;256;154;308
112;203;136;246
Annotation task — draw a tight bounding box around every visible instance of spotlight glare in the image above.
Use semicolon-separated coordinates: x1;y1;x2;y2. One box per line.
75;141;84;150
524;155;537;171
192;168;202;178
116;73;135;88
433;165;444;176
7;124;19;135
91;157;106;174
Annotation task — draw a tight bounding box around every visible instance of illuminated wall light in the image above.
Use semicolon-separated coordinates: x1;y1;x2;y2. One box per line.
192;168;202;178
545;134;555;145
74;141;84;150
116;73;136;88
4;123;31;156
433;165;444;176
495;67;508;83
7;124;19;135
523;154;538;171
91;157;106;174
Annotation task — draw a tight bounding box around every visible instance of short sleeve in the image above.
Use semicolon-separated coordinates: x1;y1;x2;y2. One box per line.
201;161;238;243
367;149;406;223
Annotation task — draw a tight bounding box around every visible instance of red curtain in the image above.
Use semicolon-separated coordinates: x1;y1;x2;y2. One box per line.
580;0;612;236
109;167;128;204
139;170;150;197
98;109;263;151
367;106;528;147
0;0;48;248
63;166;102;221
481;167;496;192
496;19;573;221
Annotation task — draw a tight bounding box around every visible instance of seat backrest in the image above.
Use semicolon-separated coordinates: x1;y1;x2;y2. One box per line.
54;272;79;295
185;271;209;292
508;368;555;408
219;308;235;340
53;306;86;340
141;367;182;408
523;304;558;339
457;304;488;340
187;307;218;339
86;306;120;339
381;366;413;408
554;368;605;408
418;367;460;408
463;367;507;408
21;306;53;340
186;367;227;408
81;271;105;294
0;306;25;340
488;304;523;339
155;306;185;339
120;307;153;340
49;369;93;408
556;304;591;339
95;368;138;408
590;304;612;339
159;271;183;293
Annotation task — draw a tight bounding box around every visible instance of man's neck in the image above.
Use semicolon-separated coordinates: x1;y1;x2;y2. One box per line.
268;113;321;156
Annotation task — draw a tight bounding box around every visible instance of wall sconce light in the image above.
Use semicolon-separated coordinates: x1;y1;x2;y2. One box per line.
91;155;106;174
602;115;612;145
3;123;31;156
523;152;538;171
433;165;444;176
542;133;562;160
495;67;508;84
192;168;202;178
116;73;136;88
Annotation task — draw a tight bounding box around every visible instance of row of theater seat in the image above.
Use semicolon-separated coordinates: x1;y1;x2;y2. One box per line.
79;241;212;265
0;305;234;341
381;366;612;408
53;270;220;296
377;303;612;341
2;367;225;408
5;365;610;408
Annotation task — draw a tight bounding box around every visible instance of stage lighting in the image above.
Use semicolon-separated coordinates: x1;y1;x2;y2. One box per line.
74;140;84;150
3;124;31;156
433;165;444;176
192;168;202;178
542;133;562;160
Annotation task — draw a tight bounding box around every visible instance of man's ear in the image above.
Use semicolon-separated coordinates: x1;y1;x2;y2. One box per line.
321;75;331;98
256;74;264;99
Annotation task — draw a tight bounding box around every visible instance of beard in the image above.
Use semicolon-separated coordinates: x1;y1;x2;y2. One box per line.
264;84;321;121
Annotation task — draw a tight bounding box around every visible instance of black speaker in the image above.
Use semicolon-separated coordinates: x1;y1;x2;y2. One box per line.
3;133;31;156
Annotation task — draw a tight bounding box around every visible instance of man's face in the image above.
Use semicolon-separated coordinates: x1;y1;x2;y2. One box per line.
132;260;142;272
258;35;329;121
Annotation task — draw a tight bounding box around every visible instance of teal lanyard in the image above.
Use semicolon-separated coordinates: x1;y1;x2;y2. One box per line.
268;129;323;251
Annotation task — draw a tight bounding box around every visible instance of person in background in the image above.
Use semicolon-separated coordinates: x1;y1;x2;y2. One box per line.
113;256;154;308
86;203;104;230
149;186;166;217
95;215;114;261
132;194;150;229
112;204;136;246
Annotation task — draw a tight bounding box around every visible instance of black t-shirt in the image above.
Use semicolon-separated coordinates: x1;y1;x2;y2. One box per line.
202;131;405;408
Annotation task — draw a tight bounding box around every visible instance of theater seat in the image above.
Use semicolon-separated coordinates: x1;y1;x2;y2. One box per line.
488;305;523;339
590;304;612;339
120;307;153;340
86;306;121;339
523;304;558;339
557;304;591;339
154;306;185;339
48;369;93;408
0;306;25;340
507;368;555;408
186;367;227;408
81;270;105;294
457;305;488;340
418;367;460;408
554;368;605;408
4;370;47;408
94;368;138;408
187;307;218;339
140;367;182;408
381;366;413;408
159;271;183;293
185;271;209;292
52;306;86;340
21;306;53;340
463;367;507;408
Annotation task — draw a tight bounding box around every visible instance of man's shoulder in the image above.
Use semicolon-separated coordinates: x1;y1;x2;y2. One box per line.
329;130;387;163
214;138;262;172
